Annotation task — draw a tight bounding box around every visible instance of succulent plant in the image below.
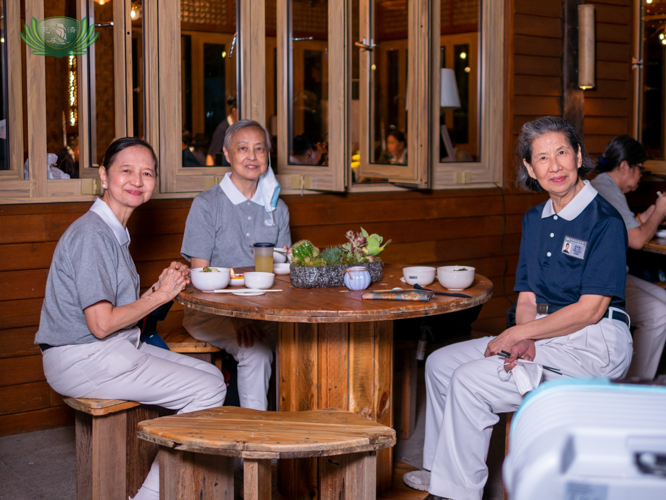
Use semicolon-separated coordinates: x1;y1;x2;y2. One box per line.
291;240;319;261
292;255;327;267
360;227;391;257
321;246;344;266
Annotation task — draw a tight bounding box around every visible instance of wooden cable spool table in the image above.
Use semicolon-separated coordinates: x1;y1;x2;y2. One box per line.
644;238;666;255
138;407;396;500
176;263;493;498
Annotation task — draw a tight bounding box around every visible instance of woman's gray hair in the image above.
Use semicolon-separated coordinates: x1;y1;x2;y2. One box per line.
516;116;594;192
223;119;272;152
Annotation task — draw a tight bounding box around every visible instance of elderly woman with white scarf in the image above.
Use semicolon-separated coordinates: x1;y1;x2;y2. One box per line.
181;120;291;411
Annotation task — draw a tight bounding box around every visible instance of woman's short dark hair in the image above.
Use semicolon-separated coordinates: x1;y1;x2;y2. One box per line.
292;134;313;156
101;137;158;173
596;135;648;173
516;116;593;192
387;129;406;144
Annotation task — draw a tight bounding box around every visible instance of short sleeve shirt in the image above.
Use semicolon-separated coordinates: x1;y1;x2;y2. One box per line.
181;173;292;268
590;172;641;231
35;199;141;346
514;181;628;311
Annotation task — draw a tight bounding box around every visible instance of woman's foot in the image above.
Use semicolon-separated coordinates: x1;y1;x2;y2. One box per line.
403;469;431;491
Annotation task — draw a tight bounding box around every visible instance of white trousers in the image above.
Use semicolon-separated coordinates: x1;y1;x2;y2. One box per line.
183;308;276;411
423;317;632;500
625;274;666;379
42;329;226;500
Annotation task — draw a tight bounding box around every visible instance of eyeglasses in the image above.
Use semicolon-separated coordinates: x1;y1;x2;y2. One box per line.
633;164;645;174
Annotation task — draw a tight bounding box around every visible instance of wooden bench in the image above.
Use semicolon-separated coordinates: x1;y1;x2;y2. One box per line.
63;397;162;500
162;326;222;370
138;407;396;500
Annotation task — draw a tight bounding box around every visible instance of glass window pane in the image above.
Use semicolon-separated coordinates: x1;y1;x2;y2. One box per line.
181;0;237;167
642;7;665;159
89;0;116;166
43;0;79;179
370;0;408;168
439;1;480;163
0;0;8;171
288;0;328;166
131;3;144;140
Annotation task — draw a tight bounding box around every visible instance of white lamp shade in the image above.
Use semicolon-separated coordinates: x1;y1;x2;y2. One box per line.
440;68;461;109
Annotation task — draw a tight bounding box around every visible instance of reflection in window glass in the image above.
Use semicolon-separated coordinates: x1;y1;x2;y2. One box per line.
370;0;408;167
0;0;8;171
90;0;115;166
642;4;665;159
43;0;79;179
288;0;328;166
131;3;143;140
181;0;237;167
439;1;479;163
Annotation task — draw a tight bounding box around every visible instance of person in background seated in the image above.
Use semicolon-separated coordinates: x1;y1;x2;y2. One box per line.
591;135;666;379
35;138;226;500
289;134;320;165
56;135;80;178
181;120;291;411
403;116;632;500
379;129;408;165
207;96;238;166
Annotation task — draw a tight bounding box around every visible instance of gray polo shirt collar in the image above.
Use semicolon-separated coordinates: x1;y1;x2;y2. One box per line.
219;172;264;207
89;198;131;246
541;180;598;221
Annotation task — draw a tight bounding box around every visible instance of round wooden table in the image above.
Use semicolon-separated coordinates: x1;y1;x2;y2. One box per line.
644;238;666;255
176;263;493;497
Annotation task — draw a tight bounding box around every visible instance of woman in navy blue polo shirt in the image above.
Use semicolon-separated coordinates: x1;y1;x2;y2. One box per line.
404;116;633;500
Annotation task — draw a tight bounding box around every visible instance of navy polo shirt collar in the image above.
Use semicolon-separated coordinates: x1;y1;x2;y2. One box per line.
541;180;598;221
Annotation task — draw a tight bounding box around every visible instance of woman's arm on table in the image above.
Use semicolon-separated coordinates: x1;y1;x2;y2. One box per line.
84;265;189;339
629;195;666;249
485;293;611;358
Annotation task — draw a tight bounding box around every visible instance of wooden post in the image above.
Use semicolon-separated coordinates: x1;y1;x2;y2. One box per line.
562;0;584;136
159;448;233;500
319;451;376;500
244;459;272;500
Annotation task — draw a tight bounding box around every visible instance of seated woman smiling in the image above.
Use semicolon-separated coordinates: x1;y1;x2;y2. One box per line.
403;116;633;500
35;138;226;500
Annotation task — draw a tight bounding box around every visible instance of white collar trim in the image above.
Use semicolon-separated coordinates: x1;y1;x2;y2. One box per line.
90;198;131;245
219;173;263;206
541;180;598;221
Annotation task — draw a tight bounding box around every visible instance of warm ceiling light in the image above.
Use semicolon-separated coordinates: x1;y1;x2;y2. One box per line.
647;0;653;4
459;52;467;60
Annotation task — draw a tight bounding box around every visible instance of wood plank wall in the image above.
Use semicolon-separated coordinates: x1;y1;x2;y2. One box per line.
0;0;636;435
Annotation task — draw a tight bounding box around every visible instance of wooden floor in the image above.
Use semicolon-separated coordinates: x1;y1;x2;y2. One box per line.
378;462;428;500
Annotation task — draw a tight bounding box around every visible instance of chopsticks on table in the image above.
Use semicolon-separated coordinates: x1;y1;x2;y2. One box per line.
497;350;564;375
213;289;282;293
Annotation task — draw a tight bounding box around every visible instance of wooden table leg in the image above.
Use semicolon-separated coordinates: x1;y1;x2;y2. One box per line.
400;345;418;440
278;320;393;499
244;458;272;500
159;448;233;500
319;451;377;500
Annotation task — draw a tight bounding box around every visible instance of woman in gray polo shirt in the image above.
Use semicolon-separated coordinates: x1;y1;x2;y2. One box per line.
35;138;226;500
591;135;666;379
181;120;291;412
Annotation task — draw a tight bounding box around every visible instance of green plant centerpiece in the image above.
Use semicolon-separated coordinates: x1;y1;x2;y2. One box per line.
290;229;391;288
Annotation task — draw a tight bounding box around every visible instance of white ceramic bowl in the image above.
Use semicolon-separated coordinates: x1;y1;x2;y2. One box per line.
273;250;288;264
243;272;275;289
190;267;230;291
402;266;436;286
273;263;291;275
437;265;475;290
229;276;245;286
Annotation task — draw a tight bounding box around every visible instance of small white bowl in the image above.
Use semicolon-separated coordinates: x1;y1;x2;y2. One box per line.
243;272;275;289
437;266;475;291
273;250;288;264
402;266;436;286
229;276;245;286
190;267;230;292
273;263;291;275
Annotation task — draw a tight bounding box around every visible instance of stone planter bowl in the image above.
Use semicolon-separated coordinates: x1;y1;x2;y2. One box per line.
290;261;383;288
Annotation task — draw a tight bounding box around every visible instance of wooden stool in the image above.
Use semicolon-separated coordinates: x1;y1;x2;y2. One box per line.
163;327;222;370
137;407;396;500
63;397;161;500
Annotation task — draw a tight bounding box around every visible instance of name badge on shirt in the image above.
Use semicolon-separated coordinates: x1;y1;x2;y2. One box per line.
562;236;587;260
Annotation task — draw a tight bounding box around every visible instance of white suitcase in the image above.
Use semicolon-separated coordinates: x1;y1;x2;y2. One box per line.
503;378;666;500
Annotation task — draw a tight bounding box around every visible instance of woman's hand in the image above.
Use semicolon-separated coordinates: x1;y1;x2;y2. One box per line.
153;268;189;302
484;327;522;358
502;339;536;371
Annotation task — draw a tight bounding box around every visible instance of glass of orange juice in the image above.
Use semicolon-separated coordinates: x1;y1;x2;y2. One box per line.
253;242;275;273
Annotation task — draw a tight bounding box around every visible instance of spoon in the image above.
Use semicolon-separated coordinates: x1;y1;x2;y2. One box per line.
413;283;471;298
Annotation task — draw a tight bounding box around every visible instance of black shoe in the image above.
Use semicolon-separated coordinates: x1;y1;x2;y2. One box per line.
424;495;450;500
